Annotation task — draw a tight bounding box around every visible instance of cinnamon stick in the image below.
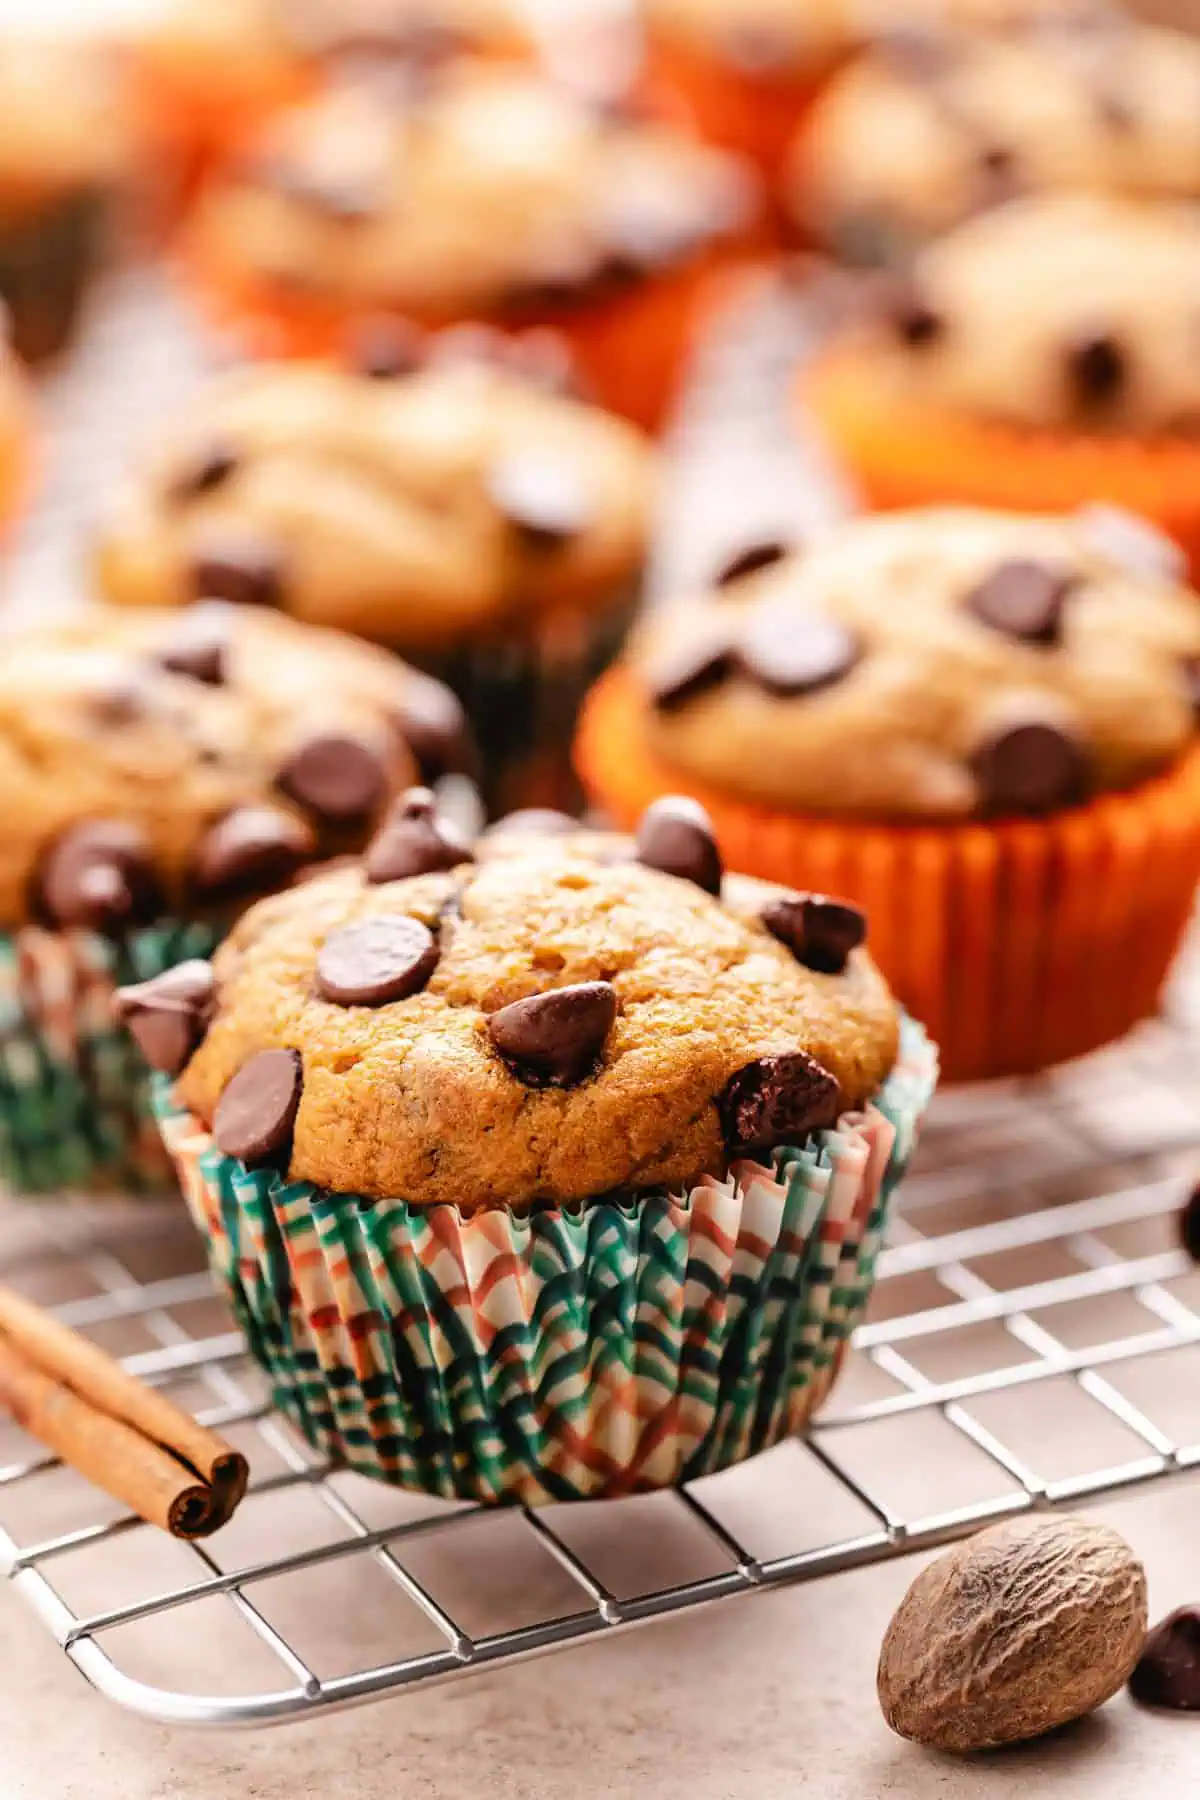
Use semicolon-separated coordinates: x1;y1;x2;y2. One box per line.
0;1284;248;1537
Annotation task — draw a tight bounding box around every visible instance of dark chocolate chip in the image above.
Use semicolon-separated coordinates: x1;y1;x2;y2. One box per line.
635;796;722;896
1096;87;1135;132
277;732;388;824
171;442;239;502
975;143;1022;207
349;316;425;379
1184;659;1200;720
488;981;618;1086
486;454;592;547
964;560;1077;647
719;1051;841;1152
1129;1609;1200;1712
156;607;230;686
761;893;867;976
738;606;860;697
390;674;473;781
1180;1184;1200;1260
213;1048;303;1169
644;622;735;712
86;672;148;725
192;805;316;901
1075;503;1187;583
1067;331;1126;407
970;719;1090;815
483;809;578;839
114;960;216;1076
37;821;161;933
876;26;954;79
886;277;943;349
364;787;474;883
713;541;792;588
192;530;284;608
316;914;438;1006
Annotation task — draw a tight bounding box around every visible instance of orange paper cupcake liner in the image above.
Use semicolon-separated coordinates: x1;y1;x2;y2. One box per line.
802;352;1200;579
576;668;1200;1083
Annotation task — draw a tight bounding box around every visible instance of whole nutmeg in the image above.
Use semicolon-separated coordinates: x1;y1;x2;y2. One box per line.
877;1515;1148;1754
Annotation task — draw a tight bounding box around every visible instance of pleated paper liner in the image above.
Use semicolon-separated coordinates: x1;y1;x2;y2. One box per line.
154;1014;935;1504
0;920;221;1197
576;669;1200;1084
802;352;1200;577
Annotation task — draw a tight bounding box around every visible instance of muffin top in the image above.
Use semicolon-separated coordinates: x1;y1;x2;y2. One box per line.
0;605;471;933
837;192;1200;434
125;790;898;1205
0;36;132;207
187;61;752;320
94;342;655;646
625;507;1200;819
795;18;1200;258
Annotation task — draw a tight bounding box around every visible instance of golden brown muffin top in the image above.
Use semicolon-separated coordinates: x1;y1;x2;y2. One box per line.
94;345;655;647
0;36;132;209
626;507;1200;819
187;60;752;320
130;792;898;1205
0;605;473;933
837;192;1200;434
795;18;1200;259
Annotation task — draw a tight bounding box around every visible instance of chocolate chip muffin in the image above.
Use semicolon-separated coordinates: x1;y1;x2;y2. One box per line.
180;59;754;429
142;787;936;1499
577;504;1200;1080
0;603;467;1196
793;16;1200;261
95;338;655;814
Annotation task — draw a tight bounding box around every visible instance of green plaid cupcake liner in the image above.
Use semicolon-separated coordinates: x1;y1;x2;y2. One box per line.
0;919;221;1197
156;1016;936;1502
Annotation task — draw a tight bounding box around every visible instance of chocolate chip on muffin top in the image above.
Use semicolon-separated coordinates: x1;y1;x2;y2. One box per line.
133;790;898;1206
0;606;469;932
628;506;1200;818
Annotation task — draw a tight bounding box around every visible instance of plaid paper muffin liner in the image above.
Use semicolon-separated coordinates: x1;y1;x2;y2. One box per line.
155;1015;936;1503
0;919;221;1197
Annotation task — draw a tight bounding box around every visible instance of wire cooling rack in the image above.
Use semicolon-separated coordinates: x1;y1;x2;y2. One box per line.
1;262;1198;1728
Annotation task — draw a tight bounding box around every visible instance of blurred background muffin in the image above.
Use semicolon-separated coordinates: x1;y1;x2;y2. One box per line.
179;59;756;430
577;505;1200;1081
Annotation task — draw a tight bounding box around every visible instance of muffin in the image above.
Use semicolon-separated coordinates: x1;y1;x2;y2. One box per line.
793;15;1200;262
137;790;936;1500
576;506;1200;1082
0;338;32;536
802;193;1200;571
0;604;468;1196
0;35;133;363
180;61;755;430
94;338;654;815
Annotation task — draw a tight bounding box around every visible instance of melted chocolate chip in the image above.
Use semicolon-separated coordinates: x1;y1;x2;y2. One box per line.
114;960;216;1076
1180;1184;1200;1260
488;981;618;1087
156;607;230;686
37;821;162;934
719;1051;841;1152
635;796;722;896
970;719;1090;815
964;560;1077;647
644;623;734;712
192;806;316;901
172;442;239;502
761;893;867;976
1075;503;1187;583
738;607;860;697
316;914;438;1006
349;316;425;379
486;455;592;547
391;675;473;782
713;541;792;588
364;788;473;884
277;732;388;824
1129;1610;1200;1712
1068;331;1126;408
213;1048;303;1169
192;530;284;608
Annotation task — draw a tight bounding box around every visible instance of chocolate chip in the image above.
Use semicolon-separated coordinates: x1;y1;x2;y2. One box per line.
1180;1184;1200;1260
886;277;943;349
1075;503;1187;584
192;805;316;901
970;720;1090;815
277;732;387;824
1096;87;1135;132
720;20;795;73
738;607;860;697
486;455;592;547
364;787;474;883
1185;659;1200;719
1129;1609;1200;1712
316;914;438;1006
391;675;473;781
644;622;734;712
488;981;618;1086
114;960;216;1075
171;442;239;502
714;541;792;588
483;809;578;838
964;560;1077;646
876;26;953;79
349;316;425;379
1067;332;1126;408
719;1051;841;1152
37;821;161;933
213;1048;303;1169
156;607;230;686
192;529;284;608
761;893;867;976
975;143;1022;206
635;796;722;896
